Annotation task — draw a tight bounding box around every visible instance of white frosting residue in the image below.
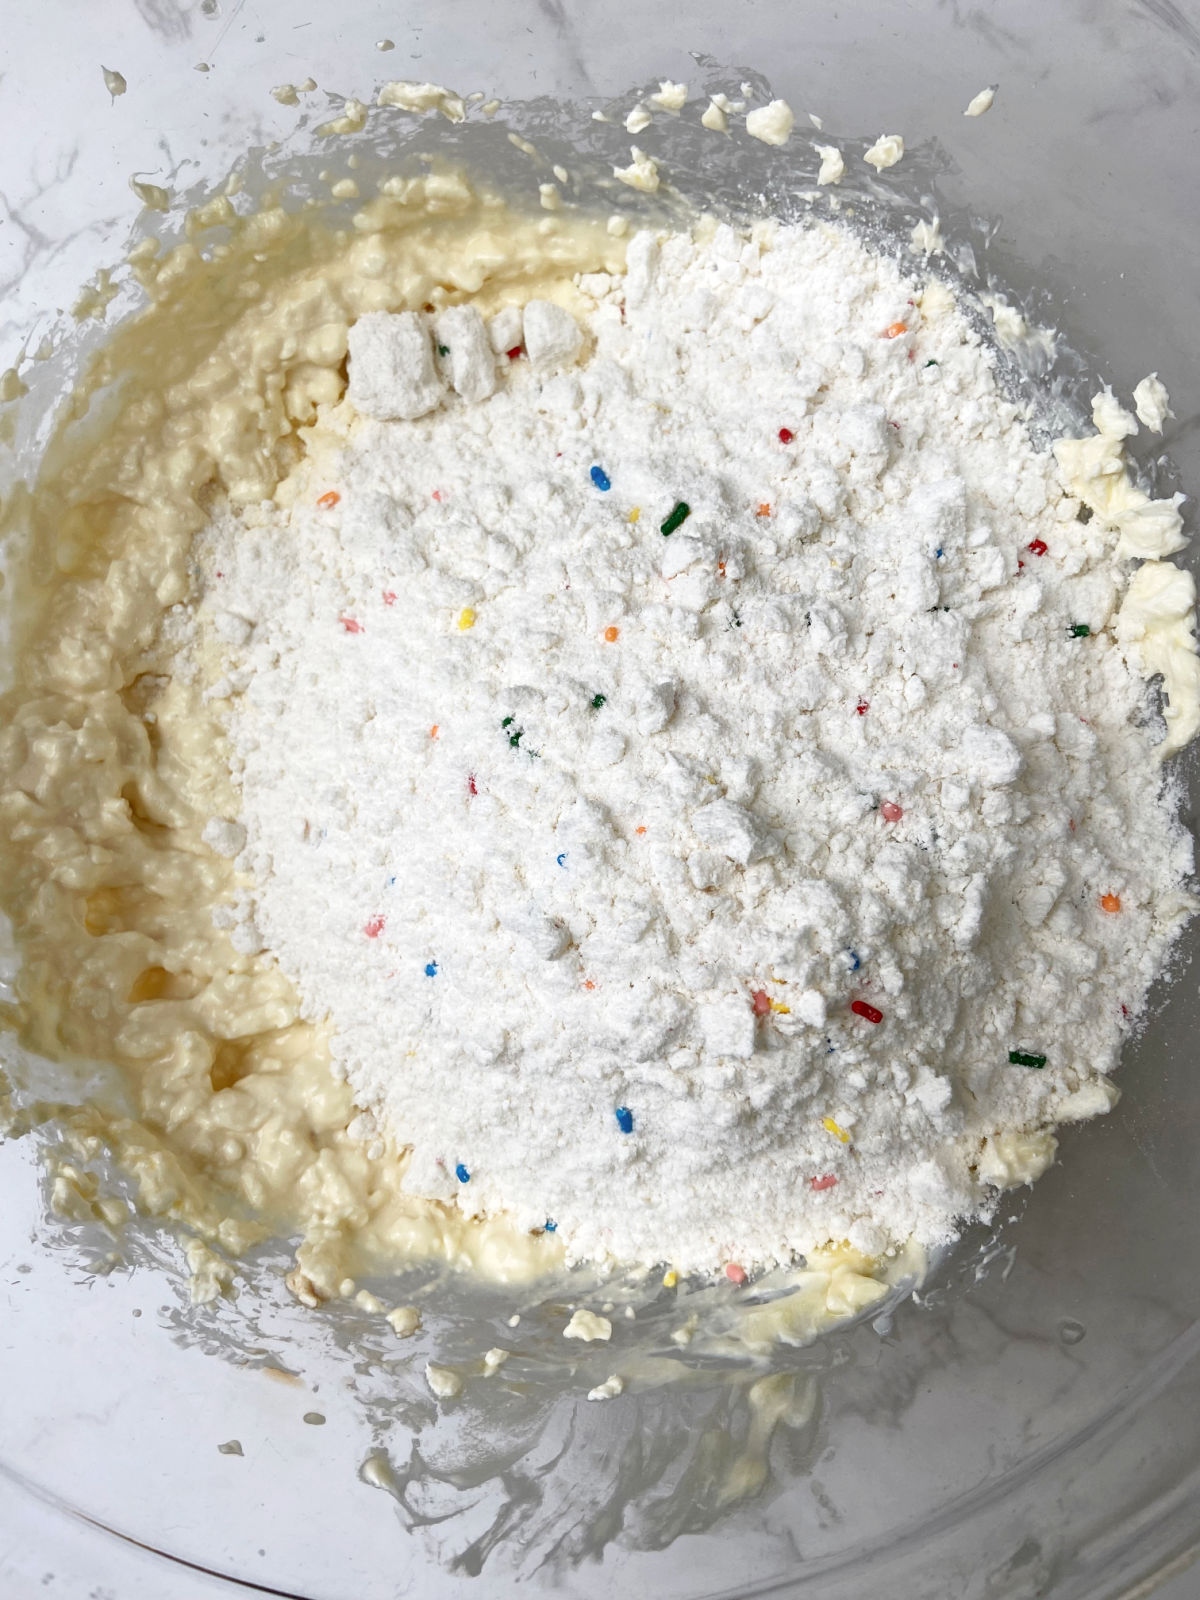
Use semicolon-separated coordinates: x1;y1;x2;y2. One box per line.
648;80;688;113
376;81;466;122
815;144;845;185
964;85;997;117
863;133;904;171
1117;561;1200;756
613;146;660;191
1133;373;1173;433
1054;391;1187;560
745;100;795;146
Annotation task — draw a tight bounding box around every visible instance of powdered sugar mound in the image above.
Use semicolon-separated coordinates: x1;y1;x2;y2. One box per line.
189;219;1194;1276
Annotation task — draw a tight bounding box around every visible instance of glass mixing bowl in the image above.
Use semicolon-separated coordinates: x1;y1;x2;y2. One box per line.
1;3;1198;1596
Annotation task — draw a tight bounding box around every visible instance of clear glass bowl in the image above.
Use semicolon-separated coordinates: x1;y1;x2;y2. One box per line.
1;3;1198;1596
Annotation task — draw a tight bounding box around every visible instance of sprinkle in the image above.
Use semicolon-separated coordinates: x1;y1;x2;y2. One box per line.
467;774;477;796
778;427;794;443
615;1106;634;1134
717;559;727;579
339;616;363;634
662;1269;678;1288
823;1116;851;1144
454;1163;471;1183
847;950;861;971
924;359;939;367
769;999;790;1014
584;979;596;990
751;988;771;1016
556;853;567;867
756;503;772;518
1070;623;1091;638
591;693;607;709
882;321;908;338
506;345;523;360
935;548;944;559
856;700;869;715
635;825;647;836
457;608;476;631
437;343;450;356
660;501;691;536
628;507;641;523
604;625;620;642
383;590;397;606
1028;539;1048;557
431;489;443;502
364;915;386;939
810;1174;838;1191
880;800;903;823
1101;892;1122;913
430;725;439;739
317;490;341;509
851;1000;883;1024
1008;1050;1046;1069
725;1263;747;1285
424;960;438;977
590;465;612;491
544;1219;557;1232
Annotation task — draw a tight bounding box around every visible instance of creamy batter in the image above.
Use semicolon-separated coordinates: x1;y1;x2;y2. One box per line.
0;157;1194;1334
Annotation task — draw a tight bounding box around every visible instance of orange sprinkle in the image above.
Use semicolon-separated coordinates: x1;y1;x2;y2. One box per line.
604;625;620;642
635;825;647;836
430;725;439;739
755;503;772;517
1101;893;1122;914
583;979;596;991
317;490;341;509
717;558;726;579
882;321;908;339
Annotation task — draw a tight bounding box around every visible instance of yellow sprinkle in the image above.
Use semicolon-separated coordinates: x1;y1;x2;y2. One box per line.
662;1269;678;1288
823;1116;851;1144
457;608;476;631
629;507;641;523
769;1000;790;1014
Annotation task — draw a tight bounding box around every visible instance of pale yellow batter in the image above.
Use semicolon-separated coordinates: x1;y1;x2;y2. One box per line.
0;161;1187;1352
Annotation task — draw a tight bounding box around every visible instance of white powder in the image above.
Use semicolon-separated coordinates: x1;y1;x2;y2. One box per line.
189;219;1195;1278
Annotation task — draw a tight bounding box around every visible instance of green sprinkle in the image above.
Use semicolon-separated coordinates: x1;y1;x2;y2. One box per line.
660;501;691;537
437;343;450;356
924;359;939;368
501;716;514;728
1070;623;1091;638
509;730;523;747
591;693;607;709
1008;1050;1047;1069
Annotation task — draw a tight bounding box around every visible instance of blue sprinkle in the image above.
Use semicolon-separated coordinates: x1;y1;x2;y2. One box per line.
826;1037;836;1055
590;465;612;492
847;950;861;972
544;1219;557;1232
935;548;944;559
387;875;397;887
455;1163;470;1183
556;853;567;867
425;961;438;977
615;1106;634;1134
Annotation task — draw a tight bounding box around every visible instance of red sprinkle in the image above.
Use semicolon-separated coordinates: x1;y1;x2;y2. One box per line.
316;490;341;509
880;800;903;823
725;1263;748;1285
778;427;794;443
810;1174;838;1192
339;616;364;634
1028;539;1048;557
506;345;523;360
467;774;478;796
364;914;386;939
432;489;443;502
751;989;771;1017
383;590;397;606
851;1000;883;1025
856;700;869;716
